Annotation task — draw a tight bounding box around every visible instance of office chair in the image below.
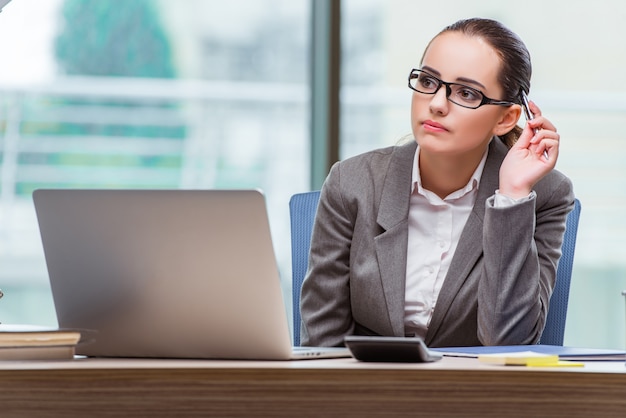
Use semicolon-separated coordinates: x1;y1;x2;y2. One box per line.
538;198;581;345
289;191;581;347
289;191;321;347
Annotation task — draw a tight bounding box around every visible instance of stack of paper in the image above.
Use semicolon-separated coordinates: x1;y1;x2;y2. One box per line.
432;344;626;361
0;324;81;360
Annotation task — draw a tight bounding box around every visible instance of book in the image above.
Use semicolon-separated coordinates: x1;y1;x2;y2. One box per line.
432;344;626;361
477;351;583;367
0;345;76;360
0;324;81;360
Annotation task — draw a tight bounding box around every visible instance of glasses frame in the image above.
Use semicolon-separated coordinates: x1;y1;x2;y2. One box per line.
408;68;516;109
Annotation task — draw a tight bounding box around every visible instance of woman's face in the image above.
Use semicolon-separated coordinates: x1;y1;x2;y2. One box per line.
411;31;514;158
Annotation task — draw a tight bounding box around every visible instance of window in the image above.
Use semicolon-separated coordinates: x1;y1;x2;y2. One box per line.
341;0;626;348
0;0;310;327
3;0;625;350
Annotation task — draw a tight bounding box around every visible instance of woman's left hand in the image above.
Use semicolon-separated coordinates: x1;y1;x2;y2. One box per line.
498;100;559;199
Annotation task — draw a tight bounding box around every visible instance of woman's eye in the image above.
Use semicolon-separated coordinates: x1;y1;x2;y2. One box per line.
419;76;437;89
457;87;481;101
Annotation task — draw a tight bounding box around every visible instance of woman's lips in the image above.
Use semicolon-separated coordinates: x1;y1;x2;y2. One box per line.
423;120;448;132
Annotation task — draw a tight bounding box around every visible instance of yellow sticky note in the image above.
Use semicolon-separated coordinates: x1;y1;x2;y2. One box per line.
526;360;584;368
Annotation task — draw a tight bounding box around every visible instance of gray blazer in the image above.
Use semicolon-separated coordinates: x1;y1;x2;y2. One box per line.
300;138;575;348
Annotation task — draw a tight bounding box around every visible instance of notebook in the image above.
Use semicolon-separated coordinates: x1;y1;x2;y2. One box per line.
33;189;349;361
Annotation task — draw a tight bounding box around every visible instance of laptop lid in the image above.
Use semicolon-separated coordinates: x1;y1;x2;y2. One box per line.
33;189;299;360
0;0;11;12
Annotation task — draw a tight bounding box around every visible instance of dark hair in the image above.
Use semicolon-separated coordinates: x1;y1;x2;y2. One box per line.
422;18;532;147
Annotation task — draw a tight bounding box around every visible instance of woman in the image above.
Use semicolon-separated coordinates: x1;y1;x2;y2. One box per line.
300;18;575;348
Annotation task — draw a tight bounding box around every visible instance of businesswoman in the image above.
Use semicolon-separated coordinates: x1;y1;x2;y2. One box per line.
300;17;575;348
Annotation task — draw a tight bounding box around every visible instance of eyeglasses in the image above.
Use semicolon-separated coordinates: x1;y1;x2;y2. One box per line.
408;69;515;109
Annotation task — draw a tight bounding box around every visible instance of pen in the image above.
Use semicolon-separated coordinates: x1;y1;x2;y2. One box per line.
521;91;549;160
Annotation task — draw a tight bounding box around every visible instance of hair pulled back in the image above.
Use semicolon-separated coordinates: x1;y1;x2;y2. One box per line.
424;18;532;147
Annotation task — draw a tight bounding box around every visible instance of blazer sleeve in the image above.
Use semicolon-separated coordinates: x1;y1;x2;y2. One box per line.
477;173;575;345
299;162;355;347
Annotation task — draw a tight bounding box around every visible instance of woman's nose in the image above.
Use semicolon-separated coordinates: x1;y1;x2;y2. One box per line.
429;84;450;114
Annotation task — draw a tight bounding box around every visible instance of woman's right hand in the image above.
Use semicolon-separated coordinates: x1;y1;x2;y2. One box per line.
498;101;560;199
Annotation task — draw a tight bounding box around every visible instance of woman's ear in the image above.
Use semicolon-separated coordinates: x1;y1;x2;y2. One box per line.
494;104;522;136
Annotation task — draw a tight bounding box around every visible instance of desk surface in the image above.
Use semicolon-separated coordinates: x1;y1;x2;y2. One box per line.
1;356;625;417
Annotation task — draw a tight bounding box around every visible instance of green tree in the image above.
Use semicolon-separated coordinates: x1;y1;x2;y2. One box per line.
55;0;175;78
14;0;186;195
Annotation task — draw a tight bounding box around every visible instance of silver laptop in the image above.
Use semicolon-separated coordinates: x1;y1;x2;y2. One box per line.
0;0;11;12
33;189;349;360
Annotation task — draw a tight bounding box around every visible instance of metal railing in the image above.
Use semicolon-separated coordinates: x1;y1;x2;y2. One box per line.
0;76;311;288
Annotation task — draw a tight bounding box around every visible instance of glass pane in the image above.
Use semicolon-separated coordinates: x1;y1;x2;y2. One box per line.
341;0;626;349
0;0;310;327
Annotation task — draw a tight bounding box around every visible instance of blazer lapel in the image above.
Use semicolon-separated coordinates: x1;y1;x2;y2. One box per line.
374;141;416;336
425;138;507;342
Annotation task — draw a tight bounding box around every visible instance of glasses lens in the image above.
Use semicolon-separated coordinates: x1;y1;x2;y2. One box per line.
410;70;439;94
448;84;483;108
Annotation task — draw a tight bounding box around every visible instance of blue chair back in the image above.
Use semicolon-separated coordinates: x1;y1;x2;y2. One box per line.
289;191;581;347
289;191;321;347
539;198;581;345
